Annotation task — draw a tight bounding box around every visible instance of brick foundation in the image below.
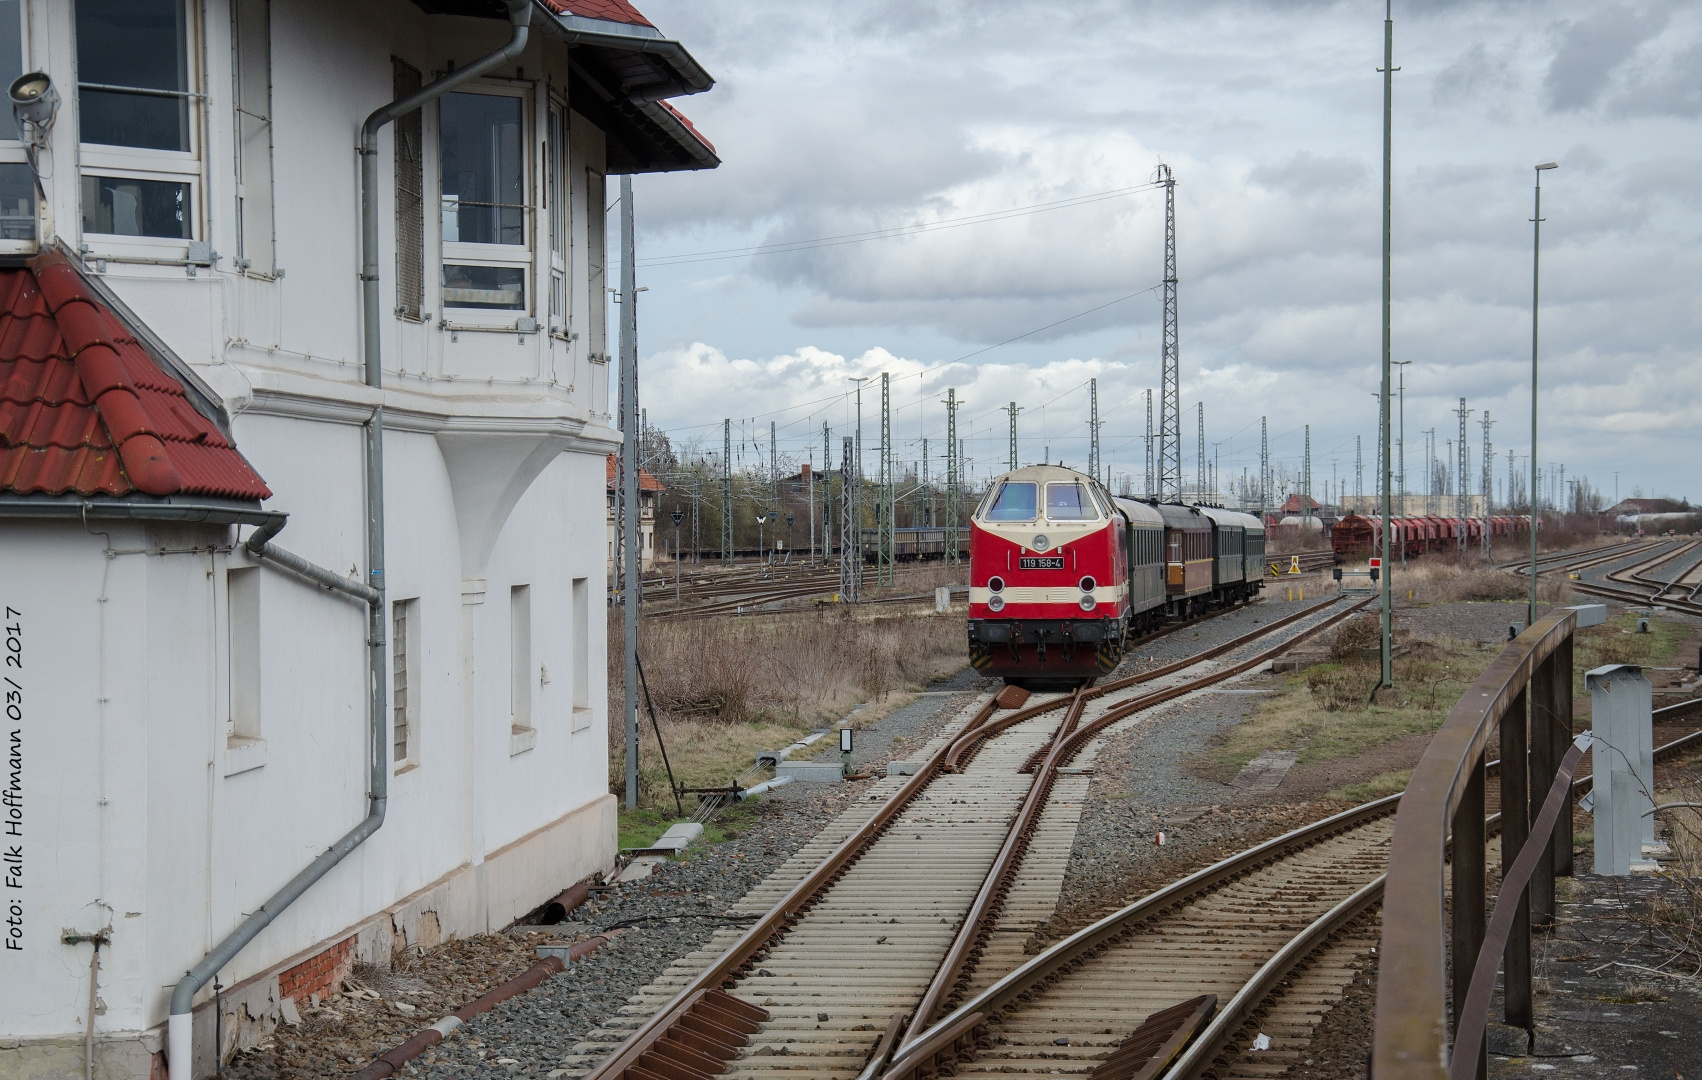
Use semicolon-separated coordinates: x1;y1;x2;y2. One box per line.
276;935;355;1004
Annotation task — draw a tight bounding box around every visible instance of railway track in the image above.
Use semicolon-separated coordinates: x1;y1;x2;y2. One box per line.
567;596;1368;1080
876;703;1702;1080
1519;538;1702;617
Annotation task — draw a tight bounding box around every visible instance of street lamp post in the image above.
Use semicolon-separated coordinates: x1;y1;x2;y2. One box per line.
1530;161;1558;627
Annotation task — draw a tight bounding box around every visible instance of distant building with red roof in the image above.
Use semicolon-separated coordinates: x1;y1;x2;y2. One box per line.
606;453;665;571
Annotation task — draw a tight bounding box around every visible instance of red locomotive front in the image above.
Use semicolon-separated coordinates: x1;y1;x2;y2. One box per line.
966;465;1127;685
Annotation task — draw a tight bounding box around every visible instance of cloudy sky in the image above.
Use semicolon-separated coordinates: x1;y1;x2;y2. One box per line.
618;0;1701;507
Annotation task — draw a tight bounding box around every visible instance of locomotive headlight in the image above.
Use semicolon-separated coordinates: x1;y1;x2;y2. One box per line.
1031;534;1050;552
1078;594;1096;611
988;594;1006;612
1079;576;1096;594
988;576;1005;593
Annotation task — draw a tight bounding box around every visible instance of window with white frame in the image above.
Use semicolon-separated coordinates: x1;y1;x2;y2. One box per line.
510;584;532;732
227;566;261;743
0;1;34;246
77;0;201;243
231;0;275;272
440;87;530;314
545;101;566;333
392;597;419;767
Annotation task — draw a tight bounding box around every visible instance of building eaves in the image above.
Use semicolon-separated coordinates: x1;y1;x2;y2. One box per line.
0;250;272;507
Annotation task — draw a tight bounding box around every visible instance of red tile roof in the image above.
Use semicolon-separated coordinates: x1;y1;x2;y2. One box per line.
659;100;716;154
606;453;665;492
0;251;271;501
540;0;654;28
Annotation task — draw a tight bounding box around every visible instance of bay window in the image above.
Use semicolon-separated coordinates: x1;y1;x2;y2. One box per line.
440;87;531;315
77;0;203;244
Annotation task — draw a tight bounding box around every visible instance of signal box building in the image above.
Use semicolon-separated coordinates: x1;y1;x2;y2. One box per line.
0;1;714;1078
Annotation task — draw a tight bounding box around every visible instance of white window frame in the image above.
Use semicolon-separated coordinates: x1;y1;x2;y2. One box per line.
75;0;207;257
0;0;33;254
545;96;567;335
439;81;534;324
392;597;420;771
230;0;276;275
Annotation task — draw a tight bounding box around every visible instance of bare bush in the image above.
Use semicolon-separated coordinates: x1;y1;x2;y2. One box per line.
1329;614;1382;661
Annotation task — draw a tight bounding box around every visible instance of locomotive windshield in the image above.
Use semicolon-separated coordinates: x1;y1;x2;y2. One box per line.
1044;482;1100;521
985;482;1038;521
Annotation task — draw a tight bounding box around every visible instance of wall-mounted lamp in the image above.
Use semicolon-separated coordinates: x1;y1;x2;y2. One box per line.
9;72;58;139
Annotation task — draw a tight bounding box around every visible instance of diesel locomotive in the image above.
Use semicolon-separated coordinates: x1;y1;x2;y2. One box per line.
965;465;1264;685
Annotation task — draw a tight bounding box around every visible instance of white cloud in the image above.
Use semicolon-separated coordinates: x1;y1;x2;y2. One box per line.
626;0;1702;500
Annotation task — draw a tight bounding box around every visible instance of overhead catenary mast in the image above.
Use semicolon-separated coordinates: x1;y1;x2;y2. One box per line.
879;373;894;585
1260;416;1269;516
1195;402;1205;499
839;436;858;601
1145;389;1155;499
1455;397;1472;555
946;389;960;566
1158;164;1181;500
1088;378;1100;482
1481;410;1495;553
1006;401;1020;470
721;419;733;564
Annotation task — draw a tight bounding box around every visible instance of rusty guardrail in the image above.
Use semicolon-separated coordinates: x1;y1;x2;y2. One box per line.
1372;608;1576;1080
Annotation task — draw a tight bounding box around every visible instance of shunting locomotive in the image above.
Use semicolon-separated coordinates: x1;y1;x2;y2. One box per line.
966;464;1264;685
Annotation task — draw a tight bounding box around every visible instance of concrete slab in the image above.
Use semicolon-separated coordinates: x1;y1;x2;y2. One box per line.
777;760;844;783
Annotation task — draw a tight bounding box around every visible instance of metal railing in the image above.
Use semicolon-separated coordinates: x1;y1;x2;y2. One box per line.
1373;608;1576;1080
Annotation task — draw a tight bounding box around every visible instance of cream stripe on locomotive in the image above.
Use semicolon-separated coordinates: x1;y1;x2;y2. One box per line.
970;583;1127;606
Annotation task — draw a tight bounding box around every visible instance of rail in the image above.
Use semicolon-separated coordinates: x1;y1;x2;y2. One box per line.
1372;607;1576;1080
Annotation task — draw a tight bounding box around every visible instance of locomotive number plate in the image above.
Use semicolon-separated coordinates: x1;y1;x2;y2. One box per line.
1019;556;1064;569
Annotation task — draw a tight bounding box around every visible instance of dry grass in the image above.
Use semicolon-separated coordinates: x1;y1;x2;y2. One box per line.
609;603;966;804
1204;635;1496;779
1381;556;1574;605
1328;769;1413;802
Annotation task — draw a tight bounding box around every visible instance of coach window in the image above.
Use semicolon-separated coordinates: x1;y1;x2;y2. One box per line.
986;482;1038;522
77;0;202;243
440;87;530;314
0;0;31;249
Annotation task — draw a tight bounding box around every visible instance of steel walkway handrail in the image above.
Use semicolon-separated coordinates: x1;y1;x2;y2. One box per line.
1372;607;1577;1080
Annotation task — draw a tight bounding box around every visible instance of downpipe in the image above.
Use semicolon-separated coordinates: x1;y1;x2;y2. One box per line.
167;6;531;1078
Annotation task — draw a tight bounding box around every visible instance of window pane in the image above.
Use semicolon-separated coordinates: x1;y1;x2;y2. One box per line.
81;175;190;238
0;163;33;240
985;482;1037;522
76;0;190;151
440;92;524;246
1045;482;1098;521
0;1;21;142
443;264;523;310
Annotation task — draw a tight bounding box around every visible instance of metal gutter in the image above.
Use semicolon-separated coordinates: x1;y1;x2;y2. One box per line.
0;495;280;527
165;6;533;1078
529;3;713;101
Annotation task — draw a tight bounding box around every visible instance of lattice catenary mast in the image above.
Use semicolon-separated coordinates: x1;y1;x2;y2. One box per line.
946;389;960;566
1157;164;1181;500
1088;377;1100;481
721;418;733;564
839;436;858;601
1144;389;1154;498
879;372;893;585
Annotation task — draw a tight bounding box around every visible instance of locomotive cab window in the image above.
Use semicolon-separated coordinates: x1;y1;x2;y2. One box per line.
986;482;1038;522
1044;482;1099;521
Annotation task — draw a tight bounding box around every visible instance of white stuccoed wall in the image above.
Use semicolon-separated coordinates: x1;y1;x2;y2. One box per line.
1;0;638;1075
